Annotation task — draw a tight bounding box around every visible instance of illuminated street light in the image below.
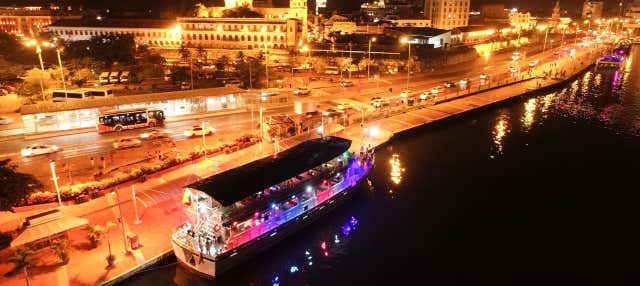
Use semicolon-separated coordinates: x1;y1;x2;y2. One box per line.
400;37;411;90
49;160;62;207
368;37;376;80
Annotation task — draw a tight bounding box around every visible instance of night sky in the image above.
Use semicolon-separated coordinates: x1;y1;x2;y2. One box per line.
0;0;624;17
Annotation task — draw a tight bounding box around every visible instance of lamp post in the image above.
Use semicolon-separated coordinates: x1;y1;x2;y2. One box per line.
401;37;411;90
49;160;62;207
131;185;141;224
35;45;46;101
263;42;271;89
538;25;549;58
201;121;207;160
113;188;130;254
367;37;376;80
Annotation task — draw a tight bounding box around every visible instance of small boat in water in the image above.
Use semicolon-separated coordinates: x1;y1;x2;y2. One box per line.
595;54;624;70
171;136;374;279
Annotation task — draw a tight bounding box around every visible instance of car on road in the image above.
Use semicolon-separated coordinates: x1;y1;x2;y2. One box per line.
0;116;13;125
293;86;310;96
184;125;215;137
400;89;410;99
180;81;190;90
528;59;540;67
430;87;440;94
480;73;488;80
336;103;353;111
339;80;354;87
509;66;518;74
20;144;60;157
140;128;172;140
459;79;468;86
323;108;344;116
443;81;456;88
113;138;142;149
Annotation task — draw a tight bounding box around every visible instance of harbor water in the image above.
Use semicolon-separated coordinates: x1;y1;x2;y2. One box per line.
122;46;640;285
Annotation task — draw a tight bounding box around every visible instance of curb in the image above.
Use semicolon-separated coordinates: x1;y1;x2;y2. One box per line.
99;248;174;286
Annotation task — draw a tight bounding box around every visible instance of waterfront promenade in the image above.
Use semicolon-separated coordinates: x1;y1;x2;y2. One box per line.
0;44;608;286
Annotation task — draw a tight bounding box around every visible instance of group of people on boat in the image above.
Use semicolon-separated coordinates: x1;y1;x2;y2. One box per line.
359;144;375;163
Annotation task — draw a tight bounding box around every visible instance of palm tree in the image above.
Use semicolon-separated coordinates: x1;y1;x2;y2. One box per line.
9;246;35;286
196;45;206;64
179;44;191;64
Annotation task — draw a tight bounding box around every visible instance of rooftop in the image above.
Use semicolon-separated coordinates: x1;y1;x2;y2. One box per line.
385;27;450;37
187;136;351;207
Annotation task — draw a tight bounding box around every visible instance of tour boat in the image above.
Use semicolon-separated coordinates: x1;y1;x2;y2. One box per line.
171;136;374;279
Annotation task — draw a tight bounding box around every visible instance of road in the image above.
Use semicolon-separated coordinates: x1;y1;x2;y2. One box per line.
0;40;575;185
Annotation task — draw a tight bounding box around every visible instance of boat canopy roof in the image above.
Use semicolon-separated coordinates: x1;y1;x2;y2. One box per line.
187;136;352;207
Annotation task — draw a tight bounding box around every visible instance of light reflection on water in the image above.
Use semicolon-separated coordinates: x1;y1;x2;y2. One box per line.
491;113;510;158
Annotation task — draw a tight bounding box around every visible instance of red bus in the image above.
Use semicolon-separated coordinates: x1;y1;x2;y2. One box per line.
97;108;165;133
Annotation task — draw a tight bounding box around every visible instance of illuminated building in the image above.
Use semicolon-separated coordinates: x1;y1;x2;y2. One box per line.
424;0;470;30
582;1;604;20
0;6;80;36
48;19;182;48
624;0;640;30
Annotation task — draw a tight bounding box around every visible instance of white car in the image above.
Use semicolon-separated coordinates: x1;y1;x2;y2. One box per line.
0;116;13;125
336;103;353;111
509;67;518;73
419;91;431;101
339;80;354;87
140;129;172;140
293;86;310;96
528;59;539;67
21;144;60;157
113;138;142;149
184;125;215;137
430;87;440;94
480;73;488;80
459;79;468;86
400;90;410;98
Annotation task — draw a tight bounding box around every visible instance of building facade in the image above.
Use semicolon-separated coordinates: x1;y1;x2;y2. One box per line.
424;0;470;30
48;19;181;48
624;0;640;30
583;1;604;20
509;11;535;31
0;6;80;36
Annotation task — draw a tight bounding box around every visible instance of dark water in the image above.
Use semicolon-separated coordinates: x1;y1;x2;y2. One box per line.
122;47;640;286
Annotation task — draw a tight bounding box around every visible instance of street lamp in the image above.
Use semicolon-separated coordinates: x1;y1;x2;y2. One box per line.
201;121;207;160
263;42;272;89
112;188;130;254
537;25;549;58
401;37;411;91
51;39;68;100
368;37;376;80
49;160;62;207
28;43;47;101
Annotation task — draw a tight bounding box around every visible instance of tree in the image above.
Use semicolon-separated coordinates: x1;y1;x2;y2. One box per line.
221;4;263;18
0;32;36;65
85;224;104;248
196;45;207;64
0;159;42;211
63;34;136;67
134;45;166;82
215;55;230;72
235;56;265;89
169;67;190;84
69;68;95;87
50;238;70;263
16;68;57;97
0;56;25;81
179;44;191;64
9;246;35;285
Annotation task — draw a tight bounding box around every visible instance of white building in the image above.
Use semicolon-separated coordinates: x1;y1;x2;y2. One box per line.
48;19;182;48
424;0;470;30
0;6;80;36
385;27;451;48
508;11;534;31
583;1;604;20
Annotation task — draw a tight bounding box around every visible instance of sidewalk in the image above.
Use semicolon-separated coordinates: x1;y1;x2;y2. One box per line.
0;44;607;286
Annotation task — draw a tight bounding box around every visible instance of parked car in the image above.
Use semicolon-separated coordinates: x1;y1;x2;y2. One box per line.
139;128;172;140
21;144;60;157
339;80;354;87
293;86;310;96
419;91;432;101
113;138;142;149
184;125;215;137
0;116;13;125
